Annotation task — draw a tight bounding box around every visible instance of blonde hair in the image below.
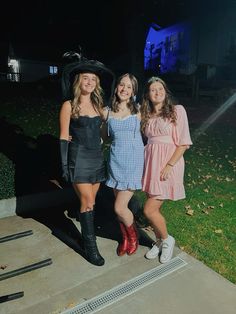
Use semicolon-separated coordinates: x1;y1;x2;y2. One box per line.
140;76;177;132
71;73;104;118
111;73;139;114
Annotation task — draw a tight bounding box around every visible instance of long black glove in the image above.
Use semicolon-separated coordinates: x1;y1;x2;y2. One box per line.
59;139;69;182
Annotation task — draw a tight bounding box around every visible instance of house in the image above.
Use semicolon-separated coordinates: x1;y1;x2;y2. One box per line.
1;42;61;83
144;7;236;80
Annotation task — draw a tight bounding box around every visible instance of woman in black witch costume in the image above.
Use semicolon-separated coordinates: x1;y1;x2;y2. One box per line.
59;52;114;266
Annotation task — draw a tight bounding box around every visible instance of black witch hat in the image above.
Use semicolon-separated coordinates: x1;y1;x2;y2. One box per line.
61;51;115;106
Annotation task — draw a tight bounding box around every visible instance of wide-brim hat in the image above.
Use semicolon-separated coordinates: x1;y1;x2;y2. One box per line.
61;59;115;106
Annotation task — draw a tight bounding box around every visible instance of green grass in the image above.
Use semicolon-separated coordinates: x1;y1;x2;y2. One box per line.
0;91;236;284
0;98;60;138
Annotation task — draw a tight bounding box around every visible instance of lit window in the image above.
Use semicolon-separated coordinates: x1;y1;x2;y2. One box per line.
8;59;18;67
8;58;20;82
49;65;58;75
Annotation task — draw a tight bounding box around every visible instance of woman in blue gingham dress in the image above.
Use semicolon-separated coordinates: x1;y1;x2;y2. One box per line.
104;73;144;257
106;115;144;190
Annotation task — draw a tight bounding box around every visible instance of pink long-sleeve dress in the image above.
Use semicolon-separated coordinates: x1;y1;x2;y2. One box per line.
142;105;192;200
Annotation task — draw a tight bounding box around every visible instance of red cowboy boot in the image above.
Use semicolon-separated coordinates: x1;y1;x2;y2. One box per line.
117;222;129;256
126;223;139;255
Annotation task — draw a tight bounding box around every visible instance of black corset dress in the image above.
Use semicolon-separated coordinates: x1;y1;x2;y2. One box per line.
68;115;106;183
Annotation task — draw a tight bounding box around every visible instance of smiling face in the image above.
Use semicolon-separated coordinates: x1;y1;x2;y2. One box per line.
149;81;166;106
116;75;133;103
80;72;98;94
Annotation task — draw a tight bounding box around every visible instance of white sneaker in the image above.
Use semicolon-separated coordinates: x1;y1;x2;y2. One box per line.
159;235;175;264
145;239;162;260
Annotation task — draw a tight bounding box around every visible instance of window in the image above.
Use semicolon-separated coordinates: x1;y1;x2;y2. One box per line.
49;65;58;75
8;58;20;82
170;33;178;51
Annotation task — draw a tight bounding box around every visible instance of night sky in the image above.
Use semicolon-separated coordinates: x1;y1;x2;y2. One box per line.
1;0;234;63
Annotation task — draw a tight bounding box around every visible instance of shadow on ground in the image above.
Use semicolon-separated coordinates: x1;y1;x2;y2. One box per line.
15;182;153;263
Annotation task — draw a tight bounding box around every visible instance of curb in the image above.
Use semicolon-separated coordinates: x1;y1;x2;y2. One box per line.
0;197;17;218
0;187;78;219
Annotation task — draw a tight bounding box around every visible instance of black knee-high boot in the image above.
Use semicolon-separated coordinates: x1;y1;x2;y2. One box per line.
80;211;105;266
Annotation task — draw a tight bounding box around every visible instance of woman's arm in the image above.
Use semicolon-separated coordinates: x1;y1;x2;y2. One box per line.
160;145;188;181
160;105;192;181
100;122;109;143
59;101;71;140
59;101;71;182
100;107;110;143
166;145;188;167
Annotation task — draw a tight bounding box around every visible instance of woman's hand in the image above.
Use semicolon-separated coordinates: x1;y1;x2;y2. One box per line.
160;164;173;181
160;145;187;181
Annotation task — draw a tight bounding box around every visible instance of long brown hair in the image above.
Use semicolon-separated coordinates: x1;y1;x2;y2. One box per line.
71;73;104;118
111;73;139;114
141;76;177;132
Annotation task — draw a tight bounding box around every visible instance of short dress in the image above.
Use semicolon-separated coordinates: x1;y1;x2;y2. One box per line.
68;116;106;183
106;114;144;190
142;105;192;200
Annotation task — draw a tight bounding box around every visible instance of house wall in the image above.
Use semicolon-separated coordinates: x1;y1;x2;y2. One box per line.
19;59;57;82
216;9;236;65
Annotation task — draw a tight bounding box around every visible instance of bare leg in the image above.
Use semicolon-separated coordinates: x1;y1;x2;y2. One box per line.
143;198;168;240
144;197;175;263
73;182;100;212
114;189;134;226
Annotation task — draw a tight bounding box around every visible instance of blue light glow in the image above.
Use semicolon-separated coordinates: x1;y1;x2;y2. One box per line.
144;22;191;74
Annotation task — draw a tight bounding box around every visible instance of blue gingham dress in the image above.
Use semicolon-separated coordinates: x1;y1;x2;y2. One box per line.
106;114;144;190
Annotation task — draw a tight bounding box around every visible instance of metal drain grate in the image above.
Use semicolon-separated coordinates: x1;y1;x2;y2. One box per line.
62;256;187;314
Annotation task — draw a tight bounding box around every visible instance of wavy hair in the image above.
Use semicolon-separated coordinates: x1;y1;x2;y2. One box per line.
71;73;104;118
111;73;139;114
141;76;177;132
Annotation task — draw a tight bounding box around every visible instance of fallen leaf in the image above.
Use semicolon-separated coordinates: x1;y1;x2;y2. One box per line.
186;209;194;216
185;205;191;209
66;303;76;309
0;265;7;270
203;174;212;179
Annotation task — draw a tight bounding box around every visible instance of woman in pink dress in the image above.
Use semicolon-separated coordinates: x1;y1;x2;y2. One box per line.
141;77;192;263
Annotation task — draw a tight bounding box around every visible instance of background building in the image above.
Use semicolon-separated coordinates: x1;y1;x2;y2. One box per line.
0;42;60;83
144;7;236;81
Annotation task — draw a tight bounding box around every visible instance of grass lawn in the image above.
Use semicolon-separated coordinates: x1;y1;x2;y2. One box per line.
0;88;236;284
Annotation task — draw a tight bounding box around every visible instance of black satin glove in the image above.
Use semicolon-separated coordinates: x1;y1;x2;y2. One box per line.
59;139;69;182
